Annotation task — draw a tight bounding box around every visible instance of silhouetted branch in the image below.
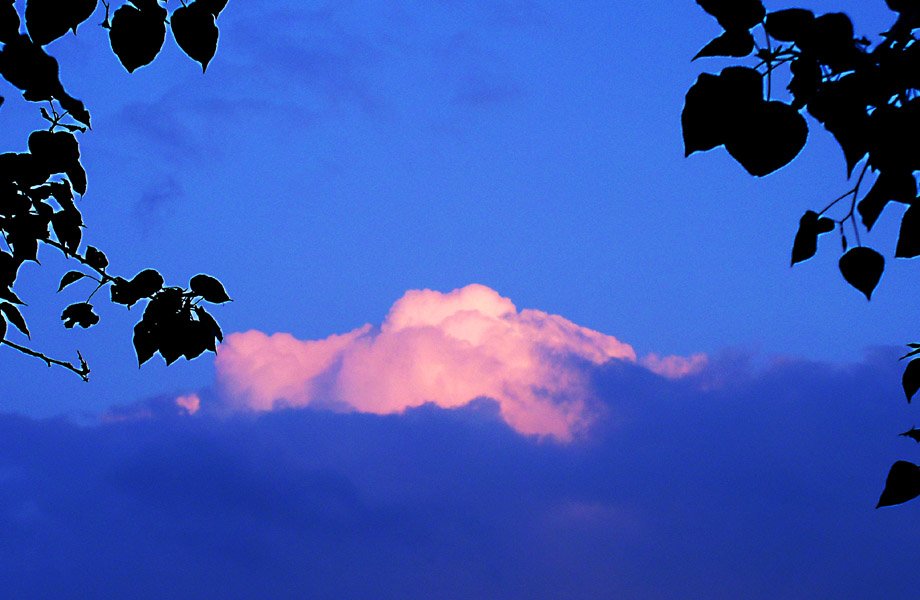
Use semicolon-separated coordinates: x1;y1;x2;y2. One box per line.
1;340;90;381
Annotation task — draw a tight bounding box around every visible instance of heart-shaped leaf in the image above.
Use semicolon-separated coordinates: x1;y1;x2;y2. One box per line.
171;1;219;72
724;100;808;177
682;67;763;156
26;0;97;46
838;246;884;300
109;2;166;72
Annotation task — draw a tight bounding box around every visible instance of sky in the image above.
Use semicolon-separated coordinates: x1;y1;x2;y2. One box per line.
2;1;920;598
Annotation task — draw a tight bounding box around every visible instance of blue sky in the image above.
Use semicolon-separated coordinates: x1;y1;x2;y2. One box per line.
2;1;920;597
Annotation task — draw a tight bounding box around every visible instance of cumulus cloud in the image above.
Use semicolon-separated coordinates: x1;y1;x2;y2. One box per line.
215;284;705;440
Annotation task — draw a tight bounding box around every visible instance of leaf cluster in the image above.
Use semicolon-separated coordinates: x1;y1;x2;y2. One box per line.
687;0;920;508
105;0;227;73
685;0;920;301
0;1;229;379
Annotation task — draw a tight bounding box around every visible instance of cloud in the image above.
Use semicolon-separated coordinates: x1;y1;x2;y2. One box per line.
175;394;201;415
215;284;703;440
0;347;914;599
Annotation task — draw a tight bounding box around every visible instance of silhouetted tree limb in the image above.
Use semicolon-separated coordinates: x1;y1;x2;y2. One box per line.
685;0;920;507
0;1;230;379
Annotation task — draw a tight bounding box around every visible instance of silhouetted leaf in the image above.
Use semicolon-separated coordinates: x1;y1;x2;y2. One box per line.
25;0;97;46
190;273;230;303
130;269;164;298
900;427;920;442
195;305;222;342
877;461;920;507
787;56;821;109
682;67;763;156
48;179;74;208
182;320;211;360
27;129;86;194
905;359;920;403
903;348;920;361
51;208;83;254
868;102;920;173
896;205;920;258
694;30;755;60
0;287;24;305
838;246;884;300
697;0;765;31
724;101;808;176
109;1;167;73
57;270;86;292
171;1;219;72
61;302;98;328
764;8;815;42
0;301;28;337
0;251;19;288
0;34;65;101
858;171;916;230
0;314;5;342
85;245;108;270
110;277;142;307
133;319;156;366
791;210;835;265
798;12;862;72
58;94;90;128
8;230;39;263
0;0;20;44
143;287;183;323
0;152;51;188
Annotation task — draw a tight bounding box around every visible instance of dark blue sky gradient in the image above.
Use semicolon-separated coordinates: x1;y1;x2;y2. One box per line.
2;349;919;598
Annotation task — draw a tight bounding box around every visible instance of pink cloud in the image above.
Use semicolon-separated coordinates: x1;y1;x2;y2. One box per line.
640;352;708;379
215;284;703;440
175;394;201;415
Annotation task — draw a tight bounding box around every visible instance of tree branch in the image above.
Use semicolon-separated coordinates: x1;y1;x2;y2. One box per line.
2;339;90;381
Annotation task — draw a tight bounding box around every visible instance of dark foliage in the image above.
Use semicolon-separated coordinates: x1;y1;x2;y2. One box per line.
0;1;229;380
686;0;920;506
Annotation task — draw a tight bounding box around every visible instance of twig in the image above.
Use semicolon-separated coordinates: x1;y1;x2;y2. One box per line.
1;340;90;381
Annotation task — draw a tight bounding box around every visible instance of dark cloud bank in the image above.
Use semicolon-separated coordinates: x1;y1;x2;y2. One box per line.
2;348;919;599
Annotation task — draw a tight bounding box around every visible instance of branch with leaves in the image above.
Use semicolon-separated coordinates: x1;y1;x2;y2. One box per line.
0;1;230;378
685;0;920;507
